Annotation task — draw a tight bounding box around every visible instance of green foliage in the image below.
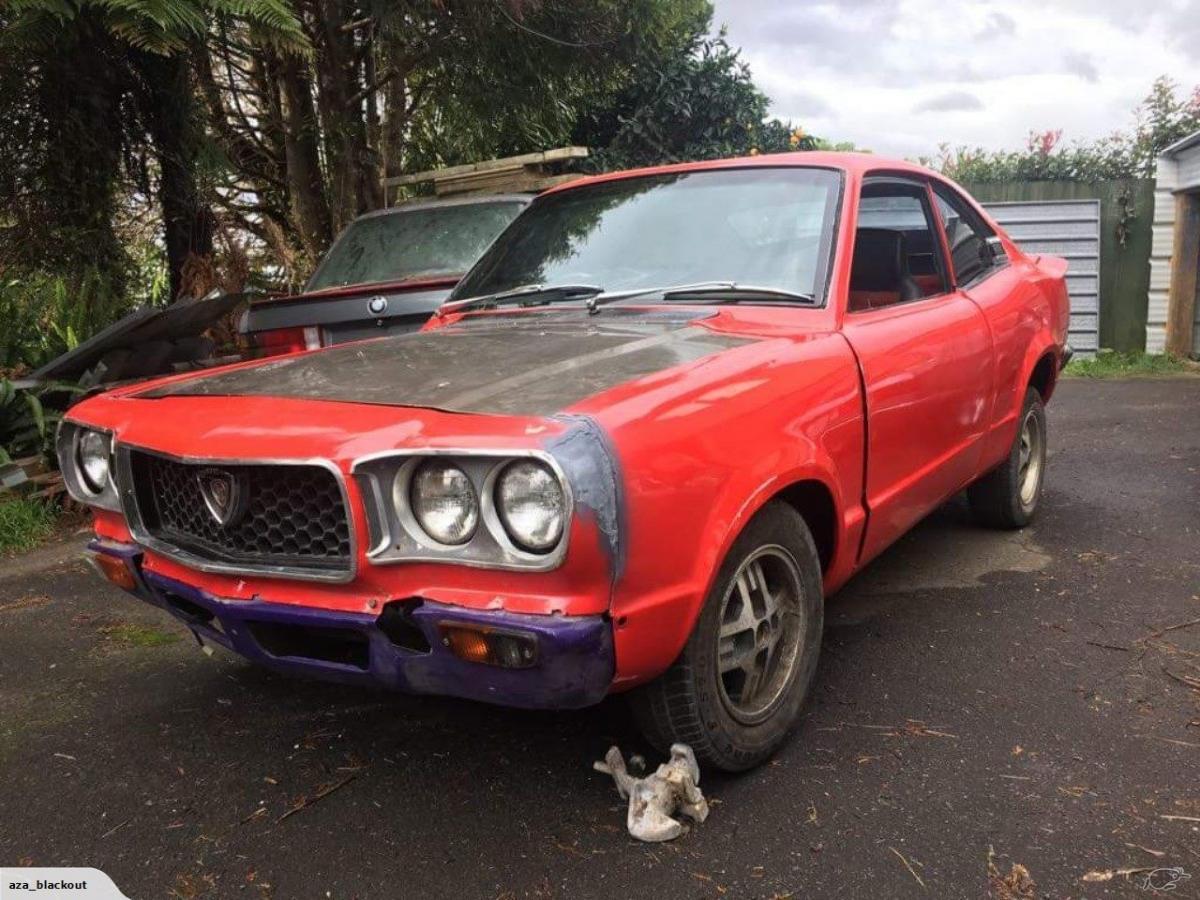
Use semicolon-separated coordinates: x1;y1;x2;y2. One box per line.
0;380;48;464
928;77;1200;183
6;0;307;54
0;497;57;553
930;130;1142;183
3;0;828;299
0;379;78;464
0;270;134;373
579;32;817;172
1;0;308;301
390;0;713;173
1064;351;1198;379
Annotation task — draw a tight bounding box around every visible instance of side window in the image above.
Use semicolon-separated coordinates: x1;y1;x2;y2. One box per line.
932;187;1006;286
849;180;948;312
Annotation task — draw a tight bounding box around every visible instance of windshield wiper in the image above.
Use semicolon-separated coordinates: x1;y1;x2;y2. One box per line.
590;281;814;306
442;283;604;314
657;283;816;305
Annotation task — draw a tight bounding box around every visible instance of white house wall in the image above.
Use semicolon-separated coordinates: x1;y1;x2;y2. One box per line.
1149;140;1200;355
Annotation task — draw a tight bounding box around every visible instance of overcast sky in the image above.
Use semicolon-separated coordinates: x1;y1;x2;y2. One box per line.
709;0;1200;159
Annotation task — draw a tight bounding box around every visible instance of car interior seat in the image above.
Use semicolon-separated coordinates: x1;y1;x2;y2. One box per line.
848;228;923;311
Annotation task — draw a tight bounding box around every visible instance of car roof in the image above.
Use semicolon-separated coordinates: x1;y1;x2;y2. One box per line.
351;194;532;223
539;152;940;197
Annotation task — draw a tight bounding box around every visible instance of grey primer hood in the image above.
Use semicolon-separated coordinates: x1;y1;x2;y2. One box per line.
137;309;752;417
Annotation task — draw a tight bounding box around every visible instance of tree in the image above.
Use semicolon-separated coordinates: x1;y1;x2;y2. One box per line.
1131;76;1200;171
196;0;712;275
0;7;133;285
3;0;820;299
2;0;307;297
576;31;815;172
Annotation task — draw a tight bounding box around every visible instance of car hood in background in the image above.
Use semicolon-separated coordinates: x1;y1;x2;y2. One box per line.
136;309;752;417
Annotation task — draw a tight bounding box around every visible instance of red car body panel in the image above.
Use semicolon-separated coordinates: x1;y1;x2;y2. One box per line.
64;152;1070;706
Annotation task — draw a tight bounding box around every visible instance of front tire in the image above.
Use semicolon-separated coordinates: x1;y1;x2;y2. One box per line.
630;501;824;772
968;386;1047;529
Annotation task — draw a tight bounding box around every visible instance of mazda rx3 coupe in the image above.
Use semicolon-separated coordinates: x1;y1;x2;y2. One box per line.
61;153;1069;771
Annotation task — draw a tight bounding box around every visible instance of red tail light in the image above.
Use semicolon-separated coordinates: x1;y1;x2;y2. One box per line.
253;326;322;357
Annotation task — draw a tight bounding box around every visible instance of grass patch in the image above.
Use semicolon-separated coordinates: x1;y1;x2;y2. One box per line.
100;623;182;647
0;497;58;553
1063;351;1198;379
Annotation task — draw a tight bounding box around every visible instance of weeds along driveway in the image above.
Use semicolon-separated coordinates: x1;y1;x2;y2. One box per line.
1;378;1198;899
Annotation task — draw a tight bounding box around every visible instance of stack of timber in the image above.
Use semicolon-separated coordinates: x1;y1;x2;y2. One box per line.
383;147;589;201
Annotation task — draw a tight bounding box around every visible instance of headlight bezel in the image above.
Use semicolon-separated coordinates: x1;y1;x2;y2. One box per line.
56;422;122;512
353;449;573;571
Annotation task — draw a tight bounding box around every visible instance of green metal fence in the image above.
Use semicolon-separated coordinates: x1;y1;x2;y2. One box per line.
964;179;1155;352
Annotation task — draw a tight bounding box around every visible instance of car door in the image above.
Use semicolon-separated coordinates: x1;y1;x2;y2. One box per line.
842;175;994;564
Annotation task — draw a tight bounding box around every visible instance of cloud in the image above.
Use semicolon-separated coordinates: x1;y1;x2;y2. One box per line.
1063;50;1099;83
709;0;1200;158
977;11;1016;39
780;90;836;119
712;0;902;69
912;91;985;114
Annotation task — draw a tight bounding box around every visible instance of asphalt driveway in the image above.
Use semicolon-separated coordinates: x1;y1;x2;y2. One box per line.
2;378;1198;899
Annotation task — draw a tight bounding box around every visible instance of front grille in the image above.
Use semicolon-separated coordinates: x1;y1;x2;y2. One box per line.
128;451;352;576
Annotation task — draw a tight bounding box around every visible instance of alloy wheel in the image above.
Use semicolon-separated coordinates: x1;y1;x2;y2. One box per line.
715;545;806;724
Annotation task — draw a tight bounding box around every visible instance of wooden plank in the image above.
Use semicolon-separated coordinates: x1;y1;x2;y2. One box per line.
384;146;588;188
433;169;583;196
1165;192;1200;357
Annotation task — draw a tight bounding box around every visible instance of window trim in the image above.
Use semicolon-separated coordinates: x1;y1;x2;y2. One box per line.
847;174;954;316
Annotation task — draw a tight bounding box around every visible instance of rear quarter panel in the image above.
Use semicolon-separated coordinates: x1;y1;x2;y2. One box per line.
930;177;1069;464
574;329;865;687
967;251;1069;469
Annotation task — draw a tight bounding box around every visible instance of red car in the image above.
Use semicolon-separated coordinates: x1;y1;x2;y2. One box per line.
60;153;1069;771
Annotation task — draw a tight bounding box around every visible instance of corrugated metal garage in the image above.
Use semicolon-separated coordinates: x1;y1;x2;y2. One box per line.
983;200;1101;356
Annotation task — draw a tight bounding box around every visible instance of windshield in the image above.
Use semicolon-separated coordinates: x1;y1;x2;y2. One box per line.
307;200;526;291
451;168;842;305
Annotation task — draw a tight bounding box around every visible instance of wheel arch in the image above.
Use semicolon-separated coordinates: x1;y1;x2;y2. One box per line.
1029;348;1058;402
772;478;838;575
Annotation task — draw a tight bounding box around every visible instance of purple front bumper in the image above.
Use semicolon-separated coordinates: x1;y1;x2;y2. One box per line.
90;541;614;710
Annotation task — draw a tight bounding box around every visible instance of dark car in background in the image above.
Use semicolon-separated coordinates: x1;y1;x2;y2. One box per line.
242;194;529;355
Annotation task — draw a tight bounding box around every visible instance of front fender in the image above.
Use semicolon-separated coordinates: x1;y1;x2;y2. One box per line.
593;334;865;688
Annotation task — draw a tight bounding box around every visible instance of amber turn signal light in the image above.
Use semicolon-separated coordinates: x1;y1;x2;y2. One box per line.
88;552;138;591
439;625;537;669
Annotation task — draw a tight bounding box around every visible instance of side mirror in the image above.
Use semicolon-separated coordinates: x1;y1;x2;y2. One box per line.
984;235;1005;264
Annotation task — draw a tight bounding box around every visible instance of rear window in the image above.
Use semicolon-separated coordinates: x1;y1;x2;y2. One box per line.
307;201;526;291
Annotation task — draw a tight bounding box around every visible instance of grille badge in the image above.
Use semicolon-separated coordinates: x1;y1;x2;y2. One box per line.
196;467;247;527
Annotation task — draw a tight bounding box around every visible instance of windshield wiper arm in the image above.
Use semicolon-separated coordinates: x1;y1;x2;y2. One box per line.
442;283;604;314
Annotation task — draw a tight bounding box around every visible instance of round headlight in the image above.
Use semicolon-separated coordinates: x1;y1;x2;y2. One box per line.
495;460;565;553
407;461;478;545
77;430;111;494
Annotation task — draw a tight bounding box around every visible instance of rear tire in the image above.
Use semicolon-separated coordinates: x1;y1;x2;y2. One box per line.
630;501;824;772
968;387;1047;529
